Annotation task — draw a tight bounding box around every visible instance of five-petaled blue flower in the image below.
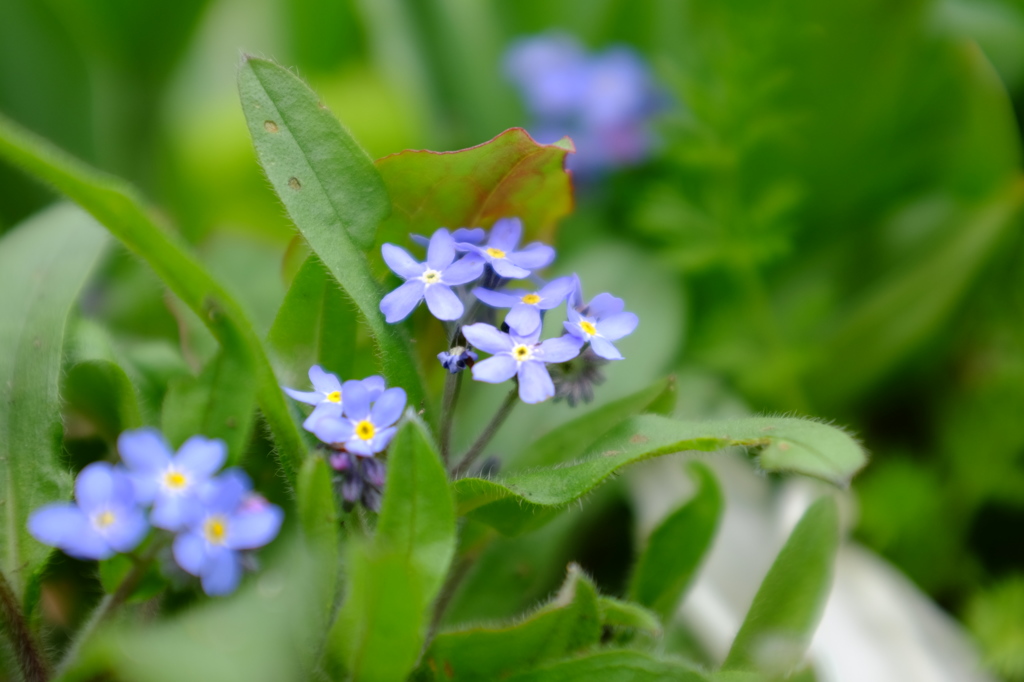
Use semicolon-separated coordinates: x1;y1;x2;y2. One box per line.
310;380;407;456
380;228;484;322
283;366;386;432
564;283;639;360
473;275;575;336
118;428;226;531
456;217;555;280
172;469;283;596
462;322;583;403
28;462;148;561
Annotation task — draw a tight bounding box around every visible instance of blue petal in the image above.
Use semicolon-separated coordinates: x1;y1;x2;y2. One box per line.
361;375;386;401
309;365;342;394
590;336;624;360
452;227;486;244
311;415;354;445
381;243;426;279
587;293;625;318
505;304;542;336
103;506;148;553
61;526;114;561
226;505;284;550
488;217;522;251
28;503;87;550
567;274;584;310
507;243;555;270
509;325;543;346
462;323;514;354
370;427;398;454
346;438;375;457
341;380;371;420
424;285;464;320
175;436;227;479
517;360;555;404
538;335;584;363
472;287;518;309
200;546;242;596
410;233;430;247
490;257;531;279
127;471;159;506
596;311;638;340
118;428;171;474
427;228;456;270
75;462;117;512
471;355;518;384
283;388;323;406
303;401;343;432
380;279;426;323
370;387;407;429
441;253;485;284
563;321;588;341
151;494;199;531
201;469;251;514
173;530;207;575
538;276;575;308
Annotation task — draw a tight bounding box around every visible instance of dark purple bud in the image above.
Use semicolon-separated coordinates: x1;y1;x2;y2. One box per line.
362;457;387;488
330;452;354;472
361;486;382;513
341;475;364;504
437;346;478;374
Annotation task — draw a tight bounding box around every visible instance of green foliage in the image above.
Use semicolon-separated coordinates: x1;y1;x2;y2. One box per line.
502;650;710;682
63;358;143;444
456;415;864;535
596;597;662;636
629;462;722;621
237;57;426;415
723;497;840;673
0;204;107;596
967;576;1024;681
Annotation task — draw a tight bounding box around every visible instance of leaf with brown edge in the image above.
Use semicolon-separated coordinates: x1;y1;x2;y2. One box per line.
374;128;575;246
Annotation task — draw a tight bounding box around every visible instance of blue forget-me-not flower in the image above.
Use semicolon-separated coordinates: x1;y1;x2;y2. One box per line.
118;428;226;531
380;228;485;322
473;275;575;336
28;462;148;561
284;366;386;432
462;322;583;403
564;282;639;360
309;380;407;456
456;217;555;280
172;469;283;596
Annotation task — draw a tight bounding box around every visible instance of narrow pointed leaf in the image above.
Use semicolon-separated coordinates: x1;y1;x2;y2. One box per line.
629;461;722;621
503;650;710;682
723;496;840;672
455;415;864;536
375;127;574;244
422;565;602;681
0;204;107;596
0;112;307;485
237;56;425;412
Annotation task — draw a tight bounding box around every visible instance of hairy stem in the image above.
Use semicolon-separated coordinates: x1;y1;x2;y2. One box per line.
452;387;518;477
438;370;464;464
0;570;50;682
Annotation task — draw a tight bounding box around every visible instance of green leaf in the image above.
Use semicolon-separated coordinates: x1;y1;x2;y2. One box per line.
237;57;426;414
296;456;341;632
503;650;710;682
375;127;574;245
97;553;165;603
629;461;722;621
511;377;677;471
723;496;840;673
327;414;456;681
0;203;107;596
0;111;308;486
422;564;602;681
455;415;864;536
597;597;663;636
63;359;143;444
268;254;357;386
161;351;257;465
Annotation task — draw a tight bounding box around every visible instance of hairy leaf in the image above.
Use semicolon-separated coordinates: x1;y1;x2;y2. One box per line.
455;415;864;536
629;461;722;621
723;496;840;673
375;127;574;244
0;204;107;596
422;564;601;681
0;112;308;485
503;650;709;682
597;597;662;636
237;57;426;413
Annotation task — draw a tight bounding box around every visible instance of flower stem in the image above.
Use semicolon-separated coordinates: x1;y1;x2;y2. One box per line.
439;370;464;464
451;386;518;477
0;570;50;682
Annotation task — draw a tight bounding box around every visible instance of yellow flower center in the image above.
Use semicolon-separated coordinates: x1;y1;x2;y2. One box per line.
486;247;506;259
512;344;533;362
579;320;598;337
521;293;541;305
326;390;342;403
94;510;116;529
356;420;375;441
164;470;188;490
204;516;228;545
422;269;442;284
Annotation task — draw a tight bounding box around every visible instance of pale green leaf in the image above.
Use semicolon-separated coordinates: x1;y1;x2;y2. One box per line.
503;650;710;682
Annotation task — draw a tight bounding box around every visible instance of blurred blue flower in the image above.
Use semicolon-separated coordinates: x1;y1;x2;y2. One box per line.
28;462;148;561
473;274;575;336
380;228;484;322
172;469;283;596
563;287;639;360
309;380;407;456
438;345;478;374
462;322;583;403
118;428;225;531
456;217;555;280
283;367;385;432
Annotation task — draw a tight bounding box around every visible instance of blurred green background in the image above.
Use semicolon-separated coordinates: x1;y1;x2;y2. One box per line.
3;0;1024;678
